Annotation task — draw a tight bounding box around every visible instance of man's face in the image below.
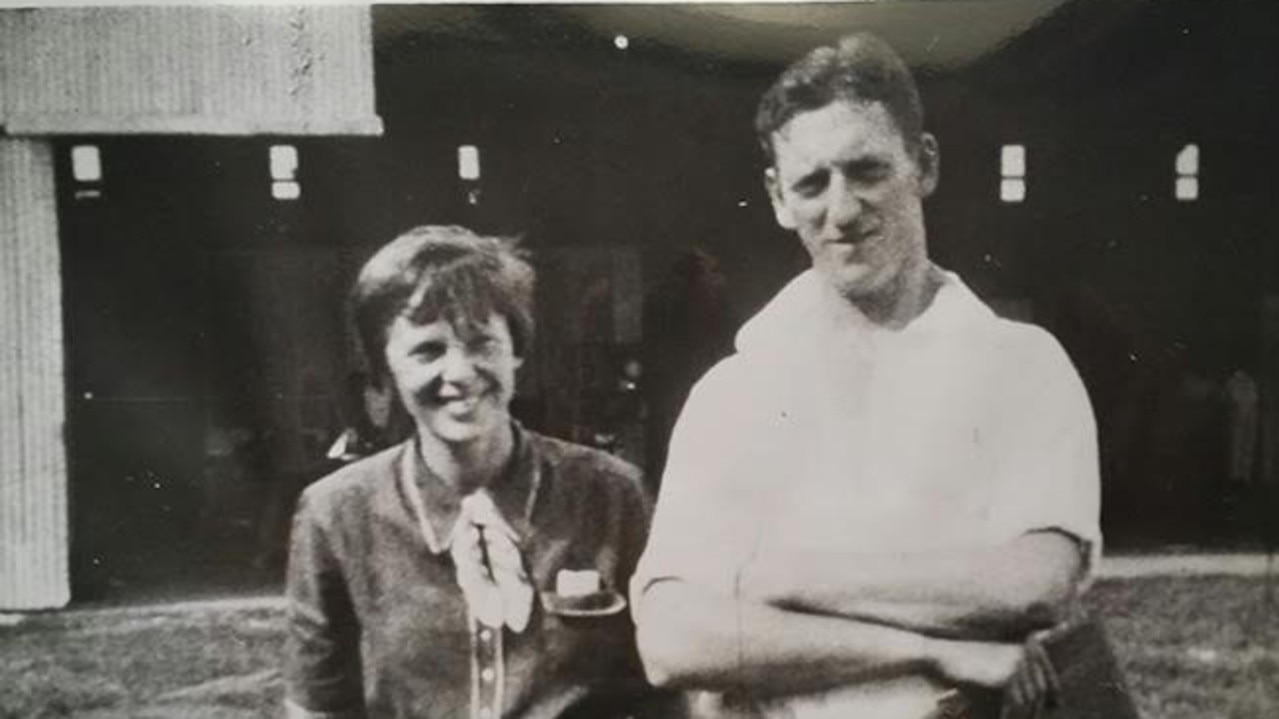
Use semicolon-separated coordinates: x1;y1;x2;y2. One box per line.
766;100;938;303
384;312;521;447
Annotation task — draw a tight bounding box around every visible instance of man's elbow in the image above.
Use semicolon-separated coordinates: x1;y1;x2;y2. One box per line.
635;623;691;689
961;578;1070;640
1014;578;1074;629
633;582;727;690
1001;537;1085;630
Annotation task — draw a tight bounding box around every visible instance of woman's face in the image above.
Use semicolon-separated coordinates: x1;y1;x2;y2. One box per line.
383;312;522;448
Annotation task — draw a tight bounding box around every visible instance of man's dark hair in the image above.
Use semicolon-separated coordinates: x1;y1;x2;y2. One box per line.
351;225;535;380
754;33;925;165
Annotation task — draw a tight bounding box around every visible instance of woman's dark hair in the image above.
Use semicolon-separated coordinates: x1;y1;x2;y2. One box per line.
351;225;535;379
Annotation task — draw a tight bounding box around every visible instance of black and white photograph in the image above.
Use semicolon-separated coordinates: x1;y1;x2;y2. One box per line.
1;2;1278;717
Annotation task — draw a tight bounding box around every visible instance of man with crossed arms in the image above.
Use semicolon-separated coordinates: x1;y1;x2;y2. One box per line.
631;33;1100;719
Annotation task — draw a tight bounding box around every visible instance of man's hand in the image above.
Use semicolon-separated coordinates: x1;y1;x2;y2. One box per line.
931;634;1059;719
1000;631;1060;719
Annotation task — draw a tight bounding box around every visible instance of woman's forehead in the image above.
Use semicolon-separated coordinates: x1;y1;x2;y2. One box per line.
393;307;507;339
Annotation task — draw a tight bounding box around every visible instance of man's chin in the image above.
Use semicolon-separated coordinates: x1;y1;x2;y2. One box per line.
829;270;881;300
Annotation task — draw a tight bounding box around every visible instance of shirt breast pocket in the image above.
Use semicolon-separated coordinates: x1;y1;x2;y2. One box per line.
535;592;637;684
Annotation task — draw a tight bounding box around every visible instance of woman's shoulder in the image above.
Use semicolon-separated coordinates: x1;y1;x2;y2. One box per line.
298;441;408;518
525;431;645;498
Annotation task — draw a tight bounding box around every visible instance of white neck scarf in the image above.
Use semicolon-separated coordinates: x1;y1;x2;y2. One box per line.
448;491;534;632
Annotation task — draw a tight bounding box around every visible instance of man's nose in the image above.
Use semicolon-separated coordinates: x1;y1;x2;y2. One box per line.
825;177;861;234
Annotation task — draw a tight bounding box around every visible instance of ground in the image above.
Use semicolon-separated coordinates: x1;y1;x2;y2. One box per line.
1100;576;1279;719
1;575;1277;718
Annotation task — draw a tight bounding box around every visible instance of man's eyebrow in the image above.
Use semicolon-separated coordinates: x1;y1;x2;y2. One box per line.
844;156;889;171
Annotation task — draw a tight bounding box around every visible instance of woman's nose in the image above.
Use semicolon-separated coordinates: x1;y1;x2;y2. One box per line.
439;345;478;383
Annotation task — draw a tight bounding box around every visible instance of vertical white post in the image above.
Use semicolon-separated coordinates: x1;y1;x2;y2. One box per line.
0;138;70;610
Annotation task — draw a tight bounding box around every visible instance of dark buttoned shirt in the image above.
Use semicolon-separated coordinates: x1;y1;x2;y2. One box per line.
284;424;654;719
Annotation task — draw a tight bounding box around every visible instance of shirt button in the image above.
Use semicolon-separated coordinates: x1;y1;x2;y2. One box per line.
481;667;496;682
479;628;493;642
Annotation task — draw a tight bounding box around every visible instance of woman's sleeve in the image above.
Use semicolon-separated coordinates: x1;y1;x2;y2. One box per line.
283;491;367;719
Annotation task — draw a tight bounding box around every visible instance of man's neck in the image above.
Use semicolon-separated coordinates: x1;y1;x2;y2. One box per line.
416;423;515;495
842;261;944;331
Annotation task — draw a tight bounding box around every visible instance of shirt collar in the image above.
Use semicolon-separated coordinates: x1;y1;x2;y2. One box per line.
735;266;994;356
903;269;995;335
398;421;543;555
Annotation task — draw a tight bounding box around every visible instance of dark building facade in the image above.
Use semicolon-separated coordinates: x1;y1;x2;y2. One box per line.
6;0;1279;606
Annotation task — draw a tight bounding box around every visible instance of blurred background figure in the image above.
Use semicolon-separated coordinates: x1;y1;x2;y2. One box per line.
641;248;736;488
325;370;398;463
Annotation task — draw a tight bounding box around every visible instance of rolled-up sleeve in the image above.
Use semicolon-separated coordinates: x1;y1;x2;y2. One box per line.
987;329;1103;578
631;360;771;604
284;491;367;718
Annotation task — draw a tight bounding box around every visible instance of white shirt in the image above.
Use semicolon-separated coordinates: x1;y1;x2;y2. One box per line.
634;269;1101;719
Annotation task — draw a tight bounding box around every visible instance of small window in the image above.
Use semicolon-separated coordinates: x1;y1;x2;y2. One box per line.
270;145;298;180
272;181;301;201
269;145;300;201
71;145;103;182
458;145;481;181
70;145;104;200
1000;178;1026;203
1175;177;1198;202
1175;144;1199;202
999;144;1026;203
1000;144;1026;177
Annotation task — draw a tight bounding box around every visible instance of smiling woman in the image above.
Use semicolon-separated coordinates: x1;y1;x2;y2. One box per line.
384;313;521;451
353;227;534;475
283;225;660;719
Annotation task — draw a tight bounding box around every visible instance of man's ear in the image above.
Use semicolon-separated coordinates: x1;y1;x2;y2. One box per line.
513;355;525;371
764;167;798;230
916;133;940;198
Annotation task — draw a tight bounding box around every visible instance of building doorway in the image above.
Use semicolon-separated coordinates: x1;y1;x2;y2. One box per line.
57;138;356;602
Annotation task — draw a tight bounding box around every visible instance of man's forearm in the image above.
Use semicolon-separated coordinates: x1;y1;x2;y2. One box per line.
636;578;949;697
744;532;1083;640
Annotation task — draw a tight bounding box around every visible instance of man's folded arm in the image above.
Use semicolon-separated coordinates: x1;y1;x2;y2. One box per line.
748;332;1103;641
743;529;1087;640
633;575;1025;697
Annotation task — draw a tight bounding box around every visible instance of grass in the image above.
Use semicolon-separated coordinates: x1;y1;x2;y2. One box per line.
1093;576;1279;719
1;575;1277;718
0;605;284;718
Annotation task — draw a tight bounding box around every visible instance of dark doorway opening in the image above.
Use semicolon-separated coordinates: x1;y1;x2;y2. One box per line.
57;137;365;603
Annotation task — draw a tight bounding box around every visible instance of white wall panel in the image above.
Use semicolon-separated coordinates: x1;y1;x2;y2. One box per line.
0;139;69;610
0;6;380;136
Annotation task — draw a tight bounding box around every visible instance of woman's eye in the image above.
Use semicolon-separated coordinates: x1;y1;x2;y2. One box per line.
415;342;447;360
470;337;499;354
